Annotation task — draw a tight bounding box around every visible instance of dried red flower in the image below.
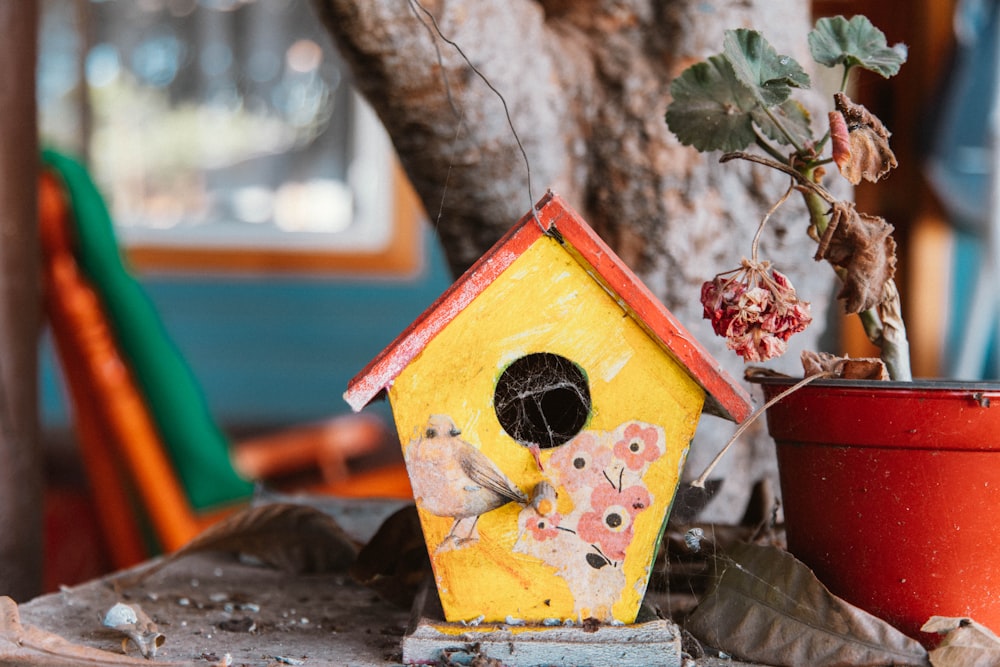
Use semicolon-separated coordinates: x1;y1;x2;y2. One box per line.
701;260;812;362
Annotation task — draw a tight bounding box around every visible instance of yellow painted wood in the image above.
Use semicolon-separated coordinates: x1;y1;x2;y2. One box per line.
388;234;705;624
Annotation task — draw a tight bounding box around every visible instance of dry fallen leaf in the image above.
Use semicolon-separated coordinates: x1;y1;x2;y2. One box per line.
923;616;1000;667
115;502;359;589
801;350;888;380
686;543;930;667
815;201;897;313
350;504;432;609
0;596;213;666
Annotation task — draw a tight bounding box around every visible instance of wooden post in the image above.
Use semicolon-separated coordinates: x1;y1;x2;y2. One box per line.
0;2;41;601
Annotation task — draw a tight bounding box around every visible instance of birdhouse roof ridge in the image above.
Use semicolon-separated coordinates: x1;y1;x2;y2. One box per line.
344;191;753;422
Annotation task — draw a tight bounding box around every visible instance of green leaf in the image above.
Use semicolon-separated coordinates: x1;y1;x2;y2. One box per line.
665;55;760;152
809;15;908;78
753;99;813;147
722;29;810;107
666;55;759;151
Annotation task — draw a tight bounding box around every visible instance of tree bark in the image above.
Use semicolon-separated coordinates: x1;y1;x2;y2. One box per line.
0;3;42;600
314;0;834;520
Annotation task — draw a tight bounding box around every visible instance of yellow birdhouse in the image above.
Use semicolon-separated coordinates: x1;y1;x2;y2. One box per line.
345;192;751;626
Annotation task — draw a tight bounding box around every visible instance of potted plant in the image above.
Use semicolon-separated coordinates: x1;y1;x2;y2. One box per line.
665;15;1000;642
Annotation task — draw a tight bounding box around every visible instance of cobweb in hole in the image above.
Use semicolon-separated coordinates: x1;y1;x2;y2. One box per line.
493;352;591;449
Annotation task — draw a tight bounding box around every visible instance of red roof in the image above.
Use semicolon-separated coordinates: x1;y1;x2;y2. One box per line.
344;192;753;423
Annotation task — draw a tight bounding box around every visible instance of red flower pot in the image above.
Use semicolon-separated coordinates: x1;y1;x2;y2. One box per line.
753;377;1000;643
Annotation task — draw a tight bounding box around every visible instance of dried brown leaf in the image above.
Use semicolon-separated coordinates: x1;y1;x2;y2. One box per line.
924;616;1000;667
816;201;896;313
115;502;358;589
350;504;432;609
801;350;888;380
0;596;211;666
833;92;898;184
686;543;930;667
744;366;793;380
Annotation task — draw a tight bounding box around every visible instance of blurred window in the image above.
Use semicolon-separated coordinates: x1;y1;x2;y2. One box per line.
38;0;416;274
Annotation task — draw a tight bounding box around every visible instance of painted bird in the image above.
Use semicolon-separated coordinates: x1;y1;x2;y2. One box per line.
406;414;528;547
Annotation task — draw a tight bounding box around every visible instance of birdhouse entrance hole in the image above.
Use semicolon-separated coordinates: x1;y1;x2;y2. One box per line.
493;352;591;449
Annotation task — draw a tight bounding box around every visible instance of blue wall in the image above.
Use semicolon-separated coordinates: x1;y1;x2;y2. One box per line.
40;229;454;433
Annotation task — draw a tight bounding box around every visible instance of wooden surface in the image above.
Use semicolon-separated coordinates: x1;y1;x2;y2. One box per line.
15;498;769;666
402;581;684;667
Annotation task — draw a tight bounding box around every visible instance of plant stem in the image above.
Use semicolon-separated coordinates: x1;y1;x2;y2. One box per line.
839;64;853;95
800;174;831;238
756;137;793;164
691;371;836;488
799;172;912;381
720;152;835;204
877;279;912;381
760;103;807;155
722;152;914;380
751;184;795;263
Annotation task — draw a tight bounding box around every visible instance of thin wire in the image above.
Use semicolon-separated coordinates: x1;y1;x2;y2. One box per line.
407;0;465;232
406;0;545;233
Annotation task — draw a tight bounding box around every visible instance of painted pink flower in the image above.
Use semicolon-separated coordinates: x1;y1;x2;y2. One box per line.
701;260;811;362
617;484;652;516
613;423;662;470
522;511;563;542
549;433;612;491
576;484;651;562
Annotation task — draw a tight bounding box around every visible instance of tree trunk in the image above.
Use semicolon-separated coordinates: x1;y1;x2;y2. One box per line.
314;0;834;521
0;3;42;600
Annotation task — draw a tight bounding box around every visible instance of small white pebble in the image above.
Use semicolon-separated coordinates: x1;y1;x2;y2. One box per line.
300;618;309;625
213;567;224;577
504;616;525;626
102;603;137;628
178;598;190;607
